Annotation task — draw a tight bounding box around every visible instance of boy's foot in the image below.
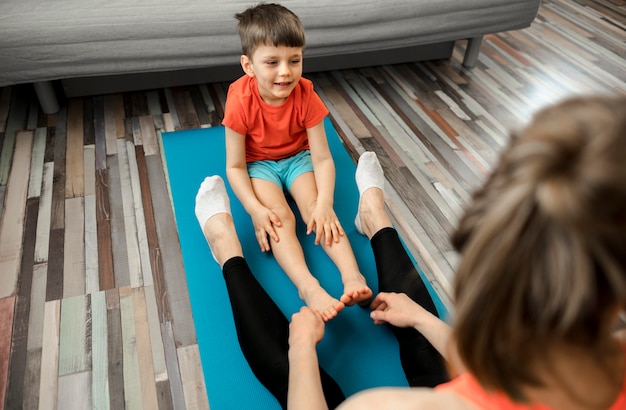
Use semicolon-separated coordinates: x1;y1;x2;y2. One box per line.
340;275;373;307
299;286;345;322
195;176;241;265
354;152;385;235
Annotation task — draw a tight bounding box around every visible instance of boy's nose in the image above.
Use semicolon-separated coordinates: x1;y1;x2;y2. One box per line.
278;61;291;76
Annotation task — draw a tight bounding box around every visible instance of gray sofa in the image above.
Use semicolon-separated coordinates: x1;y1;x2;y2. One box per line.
0;0;540;113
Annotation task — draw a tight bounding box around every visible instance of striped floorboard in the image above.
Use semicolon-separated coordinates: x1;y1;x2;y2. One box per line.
0;0;623;408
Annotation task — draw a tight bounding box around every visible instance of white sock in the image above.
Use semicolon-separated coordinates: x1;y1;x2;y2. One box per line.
354;152;385;234
195;176;231;262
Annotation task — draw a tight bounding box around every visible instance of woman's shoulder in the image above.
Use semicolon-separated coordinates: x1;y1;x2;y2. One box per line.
337;387;476;410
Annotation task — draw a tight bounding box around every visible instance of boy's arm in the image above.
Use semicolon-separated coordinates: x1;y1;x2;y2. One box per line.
306;120;344;245
225;127;281;251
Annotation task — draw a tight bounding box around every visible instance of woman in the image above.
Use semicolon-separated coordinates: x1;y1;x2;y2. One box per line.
330;95;626;409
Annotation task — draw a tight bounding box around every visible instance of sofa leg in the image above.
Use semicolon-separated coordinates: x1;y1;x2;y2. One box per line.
33;81;60;114
462;36;483;68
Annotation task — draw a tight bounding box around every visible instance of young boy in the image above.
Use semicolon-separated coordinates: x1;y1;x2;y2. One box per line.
221;3;371;321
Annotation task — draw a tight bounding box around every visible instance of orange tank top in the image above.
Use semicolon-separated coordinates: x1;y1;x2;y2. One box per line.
436;364;626;409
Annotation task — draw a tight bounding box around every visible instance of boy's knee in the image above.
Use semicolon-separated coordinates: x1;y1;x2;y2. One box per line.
272;204;296;225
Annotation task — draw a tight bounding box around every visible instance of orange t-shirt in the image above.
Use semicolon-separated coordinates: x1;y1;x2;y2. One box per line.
222;75;329;162
436;370;626;409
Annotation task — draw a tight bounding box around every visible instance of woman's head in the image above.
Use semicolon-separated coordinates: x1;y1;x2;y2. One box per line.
451;95;626;399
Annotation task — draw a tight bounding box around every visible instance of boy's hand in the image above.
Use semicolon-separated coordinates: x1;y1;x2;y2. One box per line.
250;205;282;252
306;203;344;246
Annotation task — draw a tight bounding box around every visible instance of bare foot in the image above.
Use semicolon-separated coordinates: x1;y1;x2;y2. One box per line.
300;286;345;322
340;275;373;306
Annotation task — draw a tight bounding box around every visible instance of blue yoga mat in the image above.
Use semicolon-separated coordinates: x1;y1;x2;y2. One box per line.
162;118;447;409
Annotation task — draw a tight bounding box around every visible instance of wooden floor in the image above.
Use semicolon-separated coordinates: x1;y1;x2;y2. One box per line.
0;0;624;408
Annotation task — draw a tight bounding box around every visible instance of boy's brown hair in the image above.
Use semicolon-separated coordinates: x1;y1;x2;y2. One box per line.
451;95;626;401
235;3;305;58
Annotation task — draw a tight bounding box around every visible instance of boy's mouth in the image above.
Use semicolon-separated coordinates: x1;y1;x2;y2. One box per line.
274;81;292;86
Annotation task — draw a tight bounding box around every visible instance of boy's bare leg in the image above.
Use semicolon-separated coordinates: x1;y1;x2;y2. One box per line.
354;152;392;240
251;178;345;321
195;176;243;266
290;173;372;307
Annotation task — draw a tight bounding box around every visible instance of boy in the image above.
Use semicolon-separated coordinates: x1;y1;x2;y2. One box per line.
221;3;371;321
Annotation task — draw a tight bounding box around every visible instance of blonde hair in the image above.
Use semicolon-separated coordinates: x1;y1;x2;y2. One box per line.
451;95;626;400
235;3;305;58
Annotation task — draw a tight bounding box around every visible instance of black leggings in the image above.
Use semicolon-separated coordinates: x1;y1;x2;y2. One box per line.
221;227;448;408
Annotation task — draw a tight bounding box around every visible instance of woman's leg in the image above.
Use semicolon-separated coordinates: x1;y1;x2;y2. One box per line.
222;257;345;409
354;153;449;387
196;176;345;408
370;228;449;387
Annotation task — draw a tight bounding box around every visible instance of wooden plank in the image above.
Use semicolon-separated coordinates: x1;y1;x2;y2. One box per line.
84;145;99;294
58;371;92;410
108;153;131;288
139;115;159;156
83;96;96;146
162;113;175;133
66;98;84;198
116;139;142;288
5;197;38;409
0;130;34;298
163;88;181;131
119;286;143;409
126;141;153;287
0;296;16;408
46;228;65;302
50;106;67;231
96;170;115;291
58;294;91;376
63;197;86;297
85;193;99;294
24;348;43;410
135;146;170;321
94;96;107;171
28;127;48;199
132;287;159;409
161;322;186;410
177;344;209;410
106;289;124;410
91;290;111;410
144;286;166;382
146;91;162;116
189;86;211;127
104;94;125;155
27;263;48;350
39;299;60;409
146;154;196;346
84;144;96;196
0;130;15;185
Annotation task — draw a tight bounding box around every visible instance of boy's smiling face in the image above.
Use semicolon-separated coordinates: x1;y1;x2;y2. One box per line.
241;44;303;106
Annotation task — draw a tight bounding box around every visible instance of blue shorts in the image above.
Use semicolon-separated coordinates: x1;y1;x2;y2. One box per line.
247;150;313;191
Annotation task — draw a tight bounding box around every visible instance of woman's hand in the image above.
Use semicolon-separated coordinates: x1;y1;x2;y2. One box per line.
289;306;325;347
250;205;282;252
369;292;426;329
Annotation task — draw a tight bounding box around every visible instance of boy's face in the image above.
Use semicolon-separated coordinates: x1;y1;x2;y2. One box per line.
241;44;303;106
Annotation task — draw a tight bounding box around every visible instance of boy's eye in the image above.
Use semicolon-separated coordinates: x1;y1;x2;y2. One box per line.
291;59;301;65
